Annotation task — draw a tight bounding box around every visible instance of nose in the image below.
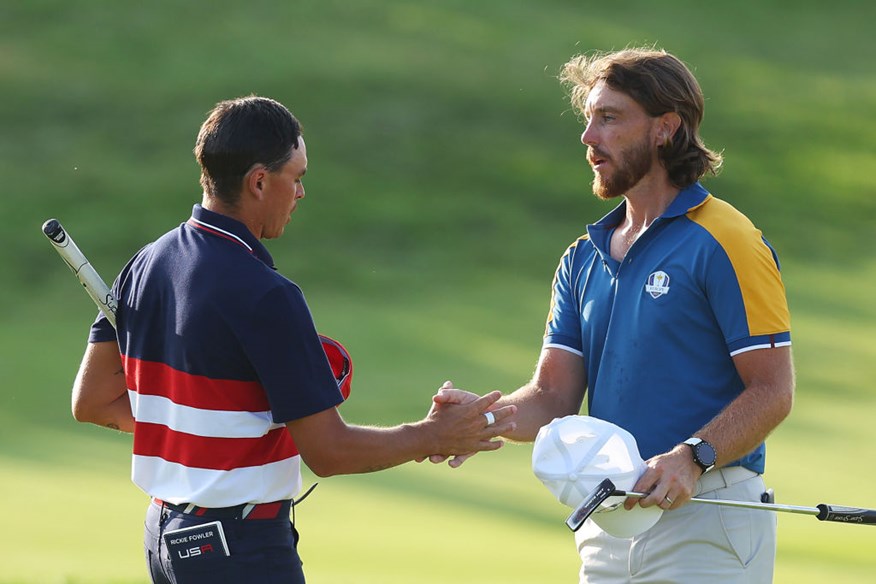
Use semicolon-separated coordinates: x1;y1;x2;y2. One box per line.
296;182;305;199
581;121;597;146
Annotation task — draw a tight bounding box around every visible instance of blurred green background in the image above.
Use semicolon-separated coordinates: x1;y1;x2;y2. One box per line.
2;0;875;582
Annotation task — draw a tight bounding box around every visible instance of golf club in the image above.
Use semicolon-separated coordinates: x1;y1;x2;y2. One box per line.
567;478;876;532
42;218;117;327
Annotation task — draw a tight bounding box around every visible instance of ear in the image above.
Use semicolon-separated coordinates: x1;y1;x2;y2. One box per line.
244;165;268;200
656;112;682;146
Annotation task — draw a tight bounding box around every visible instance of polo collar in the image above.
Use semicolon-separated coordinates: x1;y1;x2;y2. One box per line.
586;181;712;259
591;181;712;228
662;181;711;218
188;204;276;268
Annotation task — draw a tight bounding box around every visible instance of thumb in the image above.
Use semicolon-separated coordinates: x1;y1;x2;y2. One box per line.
432;380;454;402
432;389;455;404
433;387;479;405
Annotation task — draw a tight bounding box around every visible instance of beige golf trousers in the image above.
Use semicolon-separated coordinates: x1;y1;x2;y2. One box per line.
574;467;776;583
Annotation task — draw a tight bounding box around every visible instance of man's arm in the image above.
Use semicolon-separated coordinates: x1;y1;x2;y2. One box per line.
72;341;135;432
628;346;795;510
286;391;517;477
428;346;587;466
495;346;588;441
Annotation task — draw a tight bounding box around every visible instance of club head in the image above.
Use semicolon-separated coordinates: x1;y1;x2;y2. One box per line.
565;478;616;532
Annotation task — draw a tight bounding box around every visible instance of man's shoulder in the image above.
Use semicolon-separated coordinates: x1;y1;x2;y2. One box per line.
684;194;766;250
562;233;593;255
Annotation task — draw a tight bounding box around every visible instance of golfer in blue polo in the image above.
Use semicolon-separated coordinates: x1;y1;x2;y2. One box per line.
433;47;794;583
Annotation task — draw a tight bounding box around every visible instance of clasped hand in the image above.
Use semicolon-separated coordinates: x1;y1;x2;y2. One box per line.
419;381;508;468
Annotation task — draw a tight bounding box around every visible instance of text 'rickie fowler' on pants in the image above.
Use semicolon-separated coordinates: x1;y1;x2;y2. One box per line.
144;499;305;584
574;467;776;584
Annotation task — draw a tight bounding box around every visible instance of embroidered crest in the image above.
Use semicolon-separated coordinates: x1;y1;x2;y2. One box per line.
645;271;671;299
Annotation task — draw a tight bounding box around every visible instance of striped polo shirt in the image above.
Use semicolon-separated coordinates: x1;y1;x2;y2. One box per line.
90;204;343;507
544;182;791;473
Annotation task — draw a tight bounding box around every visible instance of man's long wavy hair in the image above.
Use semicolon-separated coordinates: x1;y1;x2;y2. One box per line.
561;48;722;188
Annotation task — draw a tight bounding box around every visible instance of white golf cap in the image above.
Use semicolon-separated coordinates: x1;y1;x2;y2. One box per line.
532;415;663;538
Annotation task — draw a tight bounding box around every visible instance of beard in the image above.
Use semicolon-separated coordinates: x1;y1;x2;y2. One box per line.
591;137;655;200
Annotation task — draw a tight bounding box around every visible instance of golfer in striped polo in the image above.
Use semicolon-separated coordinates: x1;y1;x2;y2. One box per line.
71;96;516;584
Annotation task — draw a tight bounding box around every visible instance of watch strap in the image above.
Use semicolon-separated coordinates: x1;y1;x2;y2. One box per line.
683;437;716;473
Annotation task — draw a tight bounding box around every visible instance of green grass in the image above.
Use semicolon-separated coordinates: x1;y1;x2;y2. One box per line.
3;0;876;582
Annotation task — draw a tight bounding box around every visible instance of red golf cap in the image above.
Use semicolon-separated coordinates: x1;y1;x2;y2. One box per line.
319;334;353;401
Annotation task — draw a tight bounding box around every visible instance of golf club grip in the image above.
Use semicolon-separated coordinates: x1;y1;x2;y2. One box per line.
816;504;876;525
42;218;118;328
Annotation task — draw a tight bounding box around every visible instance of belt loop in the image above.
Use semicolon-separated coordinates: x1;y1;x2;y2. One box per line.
241;504;256;520
719;467;731;489
696;466;758;496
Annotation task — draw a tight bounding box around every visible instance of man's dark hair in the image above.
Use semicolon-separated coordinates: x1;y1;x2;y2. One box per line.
561;48;722;188
194;96;302;205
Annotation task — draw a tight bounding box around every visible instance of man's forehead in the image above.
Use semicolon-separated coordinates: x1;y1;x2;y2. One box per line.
290;139;307;167
294;136;307;159
585;81;638;114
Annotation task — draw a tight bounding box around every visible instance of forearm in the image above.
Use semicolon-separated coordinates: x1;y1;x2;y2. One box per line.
304;421;436;477
698;346;795;467
72;341;135;433
698;380;793;468
498;347;587;441
430;348;586;444
290;391;513;477
75;392;135;433
498;382;583;442
72;386;135;433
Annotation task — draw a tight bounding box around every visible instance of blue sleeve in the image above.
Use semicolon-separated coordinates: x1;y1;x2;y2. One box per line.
238;283;344;423
543;240;584;354
88;275;122;343
88;310;117;343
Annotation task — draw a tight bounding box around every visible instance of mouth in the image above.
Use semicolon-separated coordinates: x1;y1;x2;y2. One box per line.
588;150;609;170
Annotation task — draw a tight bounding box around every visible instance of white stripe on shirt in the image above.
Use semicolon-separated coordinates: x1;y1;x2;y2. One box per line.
128;390;283;438
134;454;301;507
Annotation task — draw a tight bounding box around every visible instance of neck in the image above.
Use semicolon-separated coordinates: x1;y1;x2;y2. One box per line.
621;173;679;230
608;172;679;262
201;193;262;239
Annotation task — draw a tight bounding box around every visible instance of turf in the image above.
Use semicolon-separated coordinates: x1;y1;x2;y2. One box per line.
2;1;876;582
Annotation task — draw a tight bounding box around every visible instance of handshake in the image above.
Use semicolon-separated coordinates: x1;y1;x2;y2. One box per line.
417;381;516;468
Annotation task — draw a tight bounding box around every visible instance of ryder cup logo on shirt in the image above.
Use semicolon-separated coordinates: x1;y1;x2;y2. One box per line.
645;271;671;299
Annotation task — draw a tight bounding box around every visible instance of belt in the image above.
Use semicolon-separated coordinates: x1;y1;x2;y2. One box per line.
695;466;759;496
153;498;292;520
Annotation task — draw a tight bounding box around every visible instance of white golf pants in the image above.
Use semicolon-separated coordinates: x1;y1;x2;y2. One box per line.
574;468;776;584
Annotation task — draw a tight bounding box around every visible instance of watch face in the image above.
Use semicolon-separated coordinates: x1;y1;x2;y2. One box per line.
696;442;717;466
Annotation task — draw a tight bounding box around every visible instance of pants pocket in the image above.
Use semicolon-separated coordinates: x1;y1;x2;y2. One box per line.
718;505;753;566
716;481;776;568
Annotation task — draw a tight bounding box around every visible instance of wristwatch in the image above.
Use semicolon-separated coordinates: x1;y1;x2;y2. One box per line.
683;437;716;474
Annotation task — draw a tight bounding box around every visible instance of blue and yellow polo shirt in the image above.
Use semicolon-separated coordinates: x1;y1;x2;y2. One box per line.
545;182;791;473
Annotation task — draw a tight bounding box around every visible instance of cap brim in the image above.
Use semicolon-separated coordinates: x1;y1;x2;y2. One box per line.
590;497;663;538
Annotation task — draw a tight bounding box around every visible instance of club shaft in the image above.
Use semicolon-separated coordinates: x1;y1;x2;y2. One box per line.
618;490;820;516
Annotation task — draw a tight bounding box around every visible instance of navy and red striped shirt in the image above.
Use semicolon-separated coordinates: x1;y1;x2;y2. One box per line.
90;204;343;507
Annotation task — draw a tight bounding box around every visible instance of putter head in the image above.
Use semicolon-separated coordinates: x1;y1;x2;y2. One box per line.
565;478;616;532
